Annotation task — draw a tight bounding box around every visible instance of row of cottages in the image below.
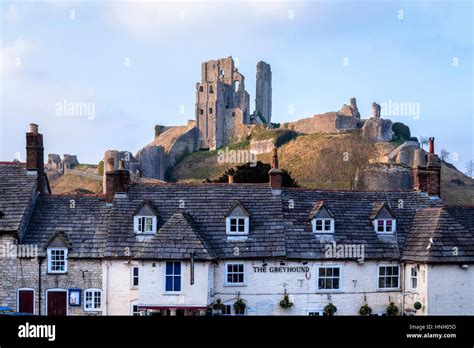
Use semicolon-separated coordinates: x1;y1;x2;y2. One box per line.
0;124;473;316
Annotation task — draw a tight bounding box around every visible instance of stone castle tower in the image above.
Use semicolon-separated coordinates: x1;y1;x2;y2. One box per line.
255;61;272;124
195;57;272;150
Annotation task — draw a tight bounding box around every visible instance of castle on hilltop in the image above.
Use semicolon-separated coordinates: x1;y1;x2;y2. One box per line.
100;57;395;183
195;57;272;150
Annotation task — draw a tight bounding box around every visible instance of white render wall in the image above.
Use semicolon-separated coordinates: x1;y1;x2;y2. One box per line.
103;260;139;315
213;260;402;315
427;265;474;315
139;261;212;308
402;263;428;315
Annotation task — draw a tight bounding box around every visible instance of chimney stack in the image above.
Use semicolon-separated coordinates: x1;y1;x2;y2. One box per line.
228;174;234;184
412;137;441;197
269;146;283;194
428;137;435;154
26;123;47;194
105;158;130;203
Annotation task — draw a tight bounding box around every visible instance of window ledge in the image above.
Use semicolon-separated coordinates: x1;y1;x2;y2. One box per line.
223;284;246;287
163;292;182;296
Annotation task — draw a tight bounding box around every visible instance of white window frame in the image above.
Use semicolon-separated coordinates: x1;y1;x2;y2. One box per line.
374;219;396;234
224;262;246;286
317;266;341;292
164;261;182;293
409;266;418;290
226;217;249;238
377;265;400;290
47;248;68;273
134;216;157;234
17;288;36;315
221;300;247;316
84;288;102;312
131;266;139;288
312;218;335;234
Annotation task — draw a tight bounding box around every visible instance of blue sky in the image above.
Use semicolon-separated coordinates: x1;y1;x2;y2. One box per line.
1;0;472;172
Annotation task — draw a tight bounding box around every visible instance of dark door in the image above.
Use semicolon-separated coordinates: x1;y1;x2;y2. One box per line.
47;291;67;316
18;289;34;314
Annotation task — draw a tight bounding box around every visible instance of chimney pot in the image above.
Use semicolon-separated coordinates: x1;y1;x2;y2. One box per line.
429;137;435;154
228;174;234;184
269;146;283;194
29;123;39;134
26;123;46;194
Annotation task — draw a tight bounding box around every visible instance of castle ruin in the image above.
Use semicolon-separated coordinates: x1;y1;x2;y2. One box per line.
195;57;272;150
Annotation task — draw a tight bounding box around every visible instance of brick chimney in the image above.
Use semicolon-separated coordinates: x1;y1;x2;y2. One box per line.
269;146;283;195
412;137;441;196
26;123;47;194
105;159;130;203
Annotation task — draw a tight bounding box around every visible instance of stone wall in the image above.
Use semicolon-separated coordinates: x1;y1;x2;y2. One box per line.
0;237;103;316
356;163;414;191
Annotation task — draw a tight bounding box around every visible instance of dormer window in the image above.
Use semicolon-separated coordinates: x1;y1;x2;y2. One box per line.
375;219;396;233
136;216;155;233
309;201;335;236
312;218;334;234
45;232;71;274
370;202;396;234
47;248;68;273
133;200;159;235
225;201;250;240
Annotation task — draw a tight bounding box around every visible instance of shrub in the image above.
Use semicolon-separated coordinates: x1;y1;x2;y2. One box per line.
279;290;294;309
386;302;399;316
324;303;337;316
359;304;372;316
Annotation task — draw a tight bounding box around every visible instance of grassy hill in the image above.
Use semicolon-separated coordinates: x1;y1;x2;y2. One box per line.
169;131;474;205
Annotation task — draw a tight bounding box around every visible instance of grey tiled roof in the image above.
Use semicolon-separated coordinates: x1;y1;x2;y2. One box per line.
105;183;286;259
402;207;474;263
0;163;37;234
282;189;442;260
22;195;111;258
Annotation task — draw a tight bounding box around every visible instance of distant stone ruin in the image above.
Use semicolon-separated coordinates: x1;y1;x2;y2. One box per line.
46;153;79;173
195;57;272;150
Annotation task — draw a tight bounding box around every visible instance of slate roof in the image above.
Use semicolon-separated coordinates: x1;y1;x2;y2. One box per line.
402;207;474;263
6;170;472;263
129;212;215;260
0;163;37;234
105;183;286;259
282;189;442;260
22;195;111;258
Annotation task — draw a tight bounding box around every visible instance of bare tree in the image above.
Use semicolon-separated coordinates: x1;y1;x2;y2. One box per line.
440;148;450;162
419;136;429;151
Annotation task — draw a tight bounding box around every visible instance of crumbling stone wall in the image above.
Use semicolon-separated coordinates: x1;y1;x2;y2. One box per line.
255;61;272;124
195;57;250;150
356;163;414;191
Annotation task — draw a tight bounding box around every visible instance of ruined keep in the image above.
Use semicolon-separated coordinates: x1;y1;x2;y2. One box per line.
254;61;272;124
195;57;272;150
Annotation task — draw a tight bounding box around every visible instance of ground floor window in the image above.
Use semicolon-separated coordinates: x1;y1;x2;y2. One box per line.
84;289;102;311
378;265;399;289
318;267;340;290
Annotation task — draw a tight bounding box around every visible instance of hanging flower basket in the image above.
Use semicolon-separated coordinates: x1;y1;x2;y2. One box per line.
233;298;246;314
279;290;294;309
212;298;225;313
386;302;399;316
324;303;337;316
359;303;372;316
413;301;422;310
